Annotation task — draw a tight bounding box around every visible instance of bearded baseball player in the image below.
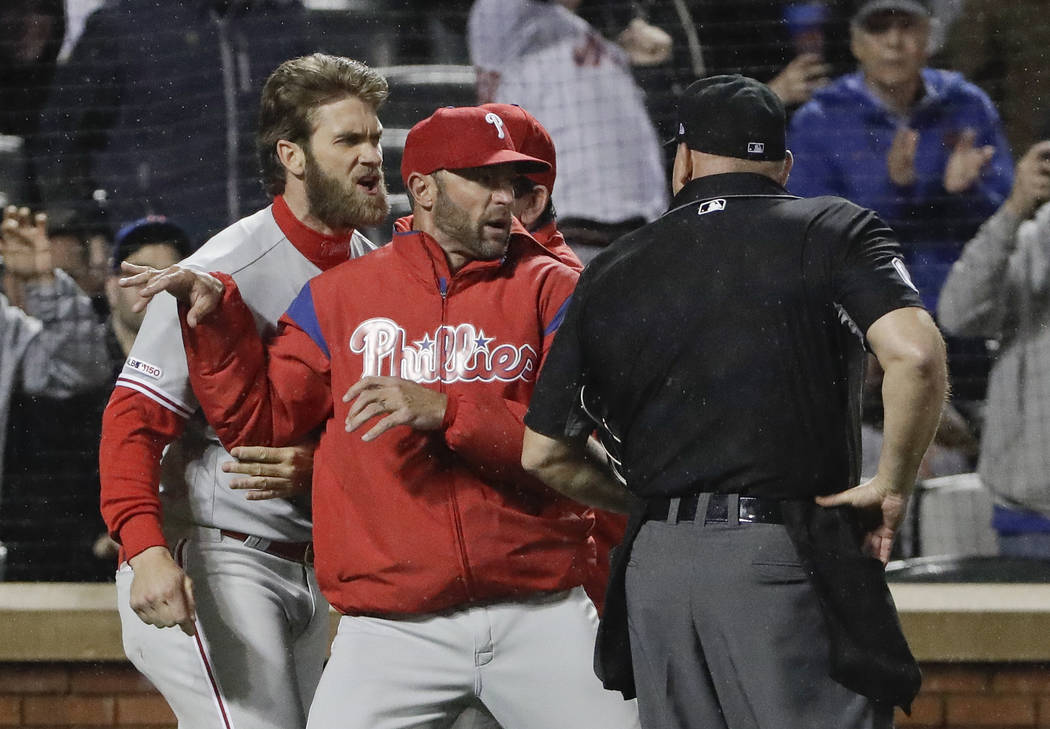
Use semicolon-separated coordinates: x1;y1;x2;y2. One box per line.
99;54;388;729
120;105;641;729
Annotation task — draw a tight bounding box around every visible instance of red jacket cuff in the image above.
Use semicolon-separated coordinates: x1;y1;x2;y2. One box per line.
117;516;168;563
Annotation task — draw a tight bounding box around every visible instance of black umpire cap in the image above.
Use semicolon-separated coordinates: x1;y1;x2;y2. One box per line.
673;74;787;162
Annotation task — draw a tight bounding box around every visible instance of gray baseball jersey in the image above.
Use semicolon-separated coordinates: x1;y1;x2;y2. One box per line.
114;201;377;729
117;205;376;542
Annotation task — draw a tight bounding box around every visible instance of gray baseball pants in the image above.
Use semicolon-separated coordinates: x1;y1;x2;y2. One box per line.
306;587;640;729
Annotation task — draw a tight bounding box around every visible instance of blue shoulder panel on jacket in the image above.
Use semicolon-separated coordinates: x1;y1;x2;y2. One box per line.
544;295;573;337
285;283;331;360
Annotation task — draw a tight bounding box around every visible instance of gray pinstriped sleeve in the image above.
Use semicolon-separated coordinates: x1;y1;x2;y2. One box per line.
937;205;1031;338
19;268;110;397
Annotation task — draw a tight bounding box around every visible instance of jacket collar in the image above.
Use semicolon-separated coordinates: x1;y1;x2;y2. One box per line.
271;195;360;272
530;220;560;250
530;221;583;272
390;214;558;290
668;172;792;211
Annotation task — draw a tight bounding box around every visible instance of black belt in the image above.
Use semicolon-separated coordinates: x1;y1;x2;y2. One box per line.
220;530;314;565
645;493;784;525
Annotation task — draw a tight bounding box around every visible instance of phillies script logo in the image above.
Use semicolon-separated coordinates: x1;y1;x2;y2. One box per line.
350;318;537;383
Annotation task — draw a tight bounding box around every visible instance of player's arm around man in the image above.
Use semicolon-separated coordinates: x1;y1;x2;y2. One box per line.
117;438;318;635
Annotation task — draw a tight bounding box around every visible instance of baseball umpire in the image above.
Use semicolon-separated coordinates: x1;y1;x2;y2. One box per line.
99;54;388;728
521;75;947;729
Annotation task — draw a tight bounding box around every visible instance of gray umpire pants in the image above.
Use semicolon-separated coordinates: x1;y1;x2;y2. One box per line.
624;494;894;729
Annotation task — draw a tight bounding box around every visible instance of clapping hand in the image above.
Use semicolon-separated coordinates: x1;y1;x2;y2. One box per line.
943;128;995;194
887;127;919;187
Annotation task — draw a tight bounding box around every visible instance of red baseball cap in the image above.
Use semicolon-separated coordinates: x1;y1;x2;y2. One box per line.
400;106;551;183
480;103;557;193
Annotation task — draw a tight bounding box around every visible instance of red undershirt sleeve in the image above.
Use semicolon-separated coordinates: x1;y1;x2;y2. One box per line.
99;387;186;561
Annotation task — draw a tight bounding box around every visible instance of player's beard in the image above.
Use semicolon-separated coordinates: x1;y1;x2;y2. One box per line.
433;177;510;261
303;148;389;230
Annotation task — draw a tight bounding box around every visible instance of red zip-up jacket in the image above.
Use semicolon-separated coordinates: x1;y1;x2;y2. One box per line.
181;221;592;615
387;217;623;613
529;219;583;273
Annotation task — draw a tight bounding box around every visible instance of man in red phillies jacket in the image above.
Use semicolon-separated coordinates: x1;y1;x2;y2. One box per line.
481;101;628;615
120;105;641;729
481;102;583;271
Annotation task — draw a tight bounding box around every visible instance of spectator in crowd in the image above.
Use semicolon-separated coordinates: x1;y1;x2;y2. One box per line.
0;205;111;580
4;204;112;582
90;217;194;563
0;0;65;139
860;356;978;484
786;0;1012;314
1;205;109;313
469;0;668;264
105;217;193;367
42;206;110;309
938;0;1050;159
0;0;65;207
479;103;582;271
938;141;1050;558
5;215;194;578
36;0;311;247
578;0;855;132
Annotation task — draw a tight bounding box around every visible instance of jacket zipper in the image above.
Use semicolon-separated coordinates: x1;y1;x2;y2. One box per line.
437;275;476;600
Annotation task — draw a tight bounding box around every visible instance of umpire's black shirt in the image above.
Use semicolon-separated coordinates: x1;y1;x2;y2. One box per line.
525;172;924;499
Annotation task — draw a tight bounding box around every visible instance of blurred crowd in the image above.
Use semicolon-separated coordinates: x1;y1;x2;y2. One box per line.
1;0;1049;580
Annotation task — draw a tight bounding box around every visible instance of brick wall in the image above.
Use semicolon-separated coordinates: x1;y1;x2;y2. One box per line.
897;664;1050;728
0;660;1048;727
0;663;174;728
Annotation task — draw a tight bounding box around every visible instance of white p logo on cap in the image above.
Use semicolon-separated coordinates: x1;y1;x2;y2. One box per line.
484;112;506;139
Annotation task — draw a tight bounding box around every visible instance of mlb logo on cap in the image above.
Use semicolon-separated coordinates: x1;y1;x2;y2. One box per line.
747;142;765;154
